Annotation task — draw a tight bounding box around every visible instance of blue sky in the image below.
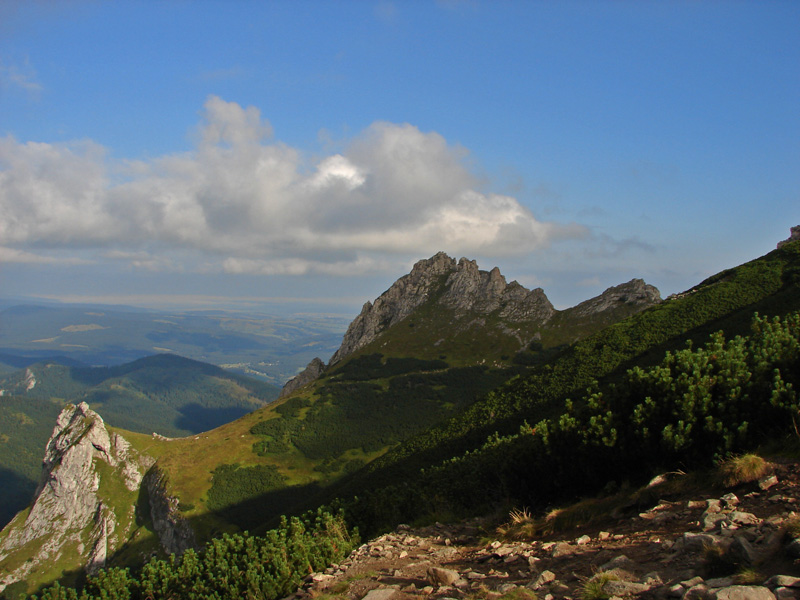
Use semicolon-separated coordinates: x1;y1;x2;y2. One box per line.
0;0;798;315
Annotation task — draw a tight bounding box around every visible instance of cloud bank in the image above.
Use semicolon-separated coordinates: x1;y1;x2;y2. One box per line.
0;96;585;276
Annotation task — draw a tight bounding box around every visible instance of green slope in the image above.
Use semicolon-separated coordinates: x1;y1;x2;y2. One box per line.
328;241;800;531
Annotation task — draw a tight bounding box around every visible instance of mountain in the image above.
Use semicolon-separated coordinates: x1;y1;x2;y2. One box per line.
0;403;158;592
0;354;280;531
282;252;660;394
2;236;800;597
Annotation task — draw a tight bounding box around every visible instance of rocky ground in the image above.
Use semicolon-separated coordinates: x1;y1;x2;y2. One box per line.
291;461;800;600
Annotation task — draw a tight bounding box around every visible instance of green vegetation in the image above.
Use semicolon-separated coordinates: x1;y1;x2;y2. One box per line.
250;359;512;462
350;242;800;491
340;311;800;534
25;510;357;600
206;463;289;512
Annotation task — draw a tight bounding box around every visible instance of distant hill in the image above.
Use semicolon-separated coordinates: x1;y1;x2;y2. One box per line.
0;304;350;385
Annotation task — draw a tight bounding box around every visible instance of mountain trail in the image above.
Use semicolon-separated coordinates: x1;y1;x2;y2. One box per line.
294;460;800;600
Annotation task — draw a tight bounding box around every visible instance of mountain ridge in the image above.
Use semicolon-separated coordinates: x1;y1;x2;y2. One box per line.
282;252;660;396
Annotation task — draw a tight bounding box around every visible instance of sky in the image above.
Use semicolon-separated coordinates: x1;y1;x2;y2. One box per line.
0;0;798;316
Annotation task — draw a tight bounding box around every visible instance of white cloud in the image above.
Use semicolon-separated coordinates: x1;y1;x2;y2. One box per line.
0;95;586;276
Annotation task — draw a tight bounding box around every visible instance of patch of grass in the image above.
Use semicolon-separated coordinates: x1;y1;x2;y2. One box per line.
717;454;770;487
497;588;538;600
496;507;538;540
579;571;619;600
734;568;764;585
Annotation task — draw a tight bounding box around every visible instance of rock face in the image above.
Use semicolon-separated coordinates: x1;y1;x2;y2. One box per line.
144;467;196;555
566;279;662;318
777;225;800;249
280;357;327;398
0;402;153;591
329;253;556;366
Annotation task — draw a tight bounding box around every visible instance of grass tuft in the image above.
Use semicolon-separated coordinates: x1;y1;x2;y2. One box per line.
579;571;619;600
734;568;764;585
717;454;770;487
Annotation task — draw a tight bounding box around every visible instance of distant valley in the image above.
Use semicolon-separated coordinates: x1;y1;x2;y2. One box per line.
0;303;350;385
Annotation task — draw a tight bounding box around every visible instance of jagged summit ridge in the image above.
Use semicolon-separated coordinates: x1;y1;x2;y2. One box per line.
281;252;662;396
328;252;555;366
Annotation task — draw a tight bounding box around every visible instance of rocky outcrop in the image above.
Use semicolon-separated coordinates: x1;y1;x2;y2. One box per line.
144;467;196;555
566;279;661;318
777;225;800;249
280;357;327;398
329;253;555;366
0;402;153;591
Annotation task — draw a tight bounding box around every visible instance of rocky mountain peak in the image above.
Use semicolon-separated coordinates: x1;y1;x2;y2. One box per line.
0;402;153;591
327;253;555;367
567;279;661;318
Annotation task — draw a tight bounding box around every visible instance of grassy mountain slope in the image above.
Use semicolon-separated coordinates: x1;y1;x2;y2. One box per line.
351;241;800;485
143;262;663;536
327;241;800;532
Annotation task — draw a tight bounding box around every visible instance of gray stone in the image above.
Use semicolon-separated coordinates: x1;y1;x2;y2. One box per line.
427;567;461;587
712;586;776;600
603;580;653;597
704;513;729;531
0;403;154;586
684;585;710;600
280;357;327;398
767;577;800;590
362;589;400;600
552;542;579;557
682;533;730;552
785;539;800;559
721;494;740;507
529;570;556;590
729;512;760;526
759;475;779;491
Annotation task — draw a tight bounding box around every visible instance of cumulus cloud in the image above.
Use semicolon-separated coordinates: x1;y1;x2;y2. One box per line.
0;95;585;275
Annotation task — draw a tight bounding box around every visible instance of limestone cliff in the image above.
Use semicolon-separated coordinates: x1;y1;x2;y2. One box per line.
0;403;153;591
329;253;555;366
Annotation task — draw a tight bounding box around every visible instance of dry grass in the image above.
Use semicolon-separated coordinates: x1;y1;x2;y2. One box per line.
717;453;771;487
734;568;765;585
